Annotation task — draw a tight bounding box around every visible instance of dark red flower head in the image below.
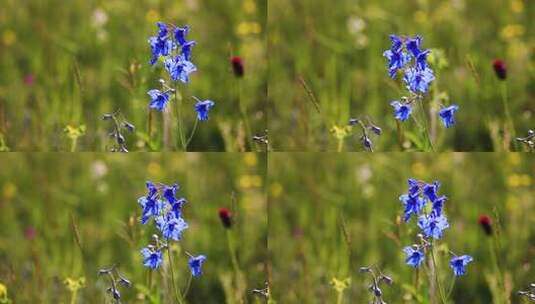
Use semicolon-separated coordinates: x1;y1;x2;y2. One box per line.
218;207;232;229
478;215;492;236
492;59;507;80
230;56;244;78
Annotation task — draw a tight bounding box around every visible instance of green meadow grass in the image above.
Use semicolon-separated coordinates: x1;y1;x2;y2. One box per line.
0;153;267;303
0;0;267;152
268;153;535;303
268;0;535;151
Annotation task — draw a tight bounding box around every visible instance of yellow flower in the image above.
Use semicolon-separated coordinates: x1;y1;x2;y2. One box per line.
330;277;351;293
270;182;283;198
64;277;86;292
330;125;352;141
511;0;524;14
243;0;257;14
2;183;17;200
501;24;524;40
236;22;262;36
0;282;7;300
147;162;162;177
244;153;258;167
411;162;426;176
2;30;16;46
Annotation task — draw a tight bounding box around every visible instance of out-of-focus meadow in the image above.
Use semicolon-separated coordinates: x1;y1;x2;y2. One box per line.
0;153;267;303
0;0;266;151
268;0;535;151
268;153;535;303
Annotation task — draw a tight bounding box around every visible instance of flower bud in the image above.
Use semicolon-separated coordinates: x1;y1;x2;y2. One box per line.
492;59;507;80
218;207;232;228
478;215;492;236
231;56;244;78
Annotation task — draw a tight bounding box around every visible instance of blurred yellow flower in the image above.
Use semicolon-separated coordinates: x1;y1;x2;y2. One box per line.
330;277;351;293
330;125;352;140
411;162;426;176
243;0;257;14
64;277;85;292
507;174;531;187
239;175;262;189
0;282;7;300
511;0;524;14
2;183;17;200
505;195;518;213
501;24;524;40
507;153;521;166
244;153;257;167
414;11;428;24
270;182;283;198
237;22;261;36
2;30;16;46
147;162;162;177
146;9;159;24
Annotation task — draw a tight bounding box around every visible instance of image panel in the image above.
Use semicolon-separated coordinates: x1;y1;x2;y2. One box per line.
268;0;535;152
0;0;267;152
268;152;535;303
0;153;268;303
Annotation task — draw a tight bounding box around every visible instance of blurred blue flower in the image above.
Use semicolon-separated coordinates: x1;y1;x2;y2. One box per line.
390;101;412;121
438;105;459;128
450;255;473;277
403;246;425;268
138;181;164;224
181;41;196;61
383;35;410;78
188;255;207;277
400;194;426;222
141;247;163;269
408;178;421;196
164;55;197;83
194;99;215;121
418;214;449;239
174;25;190;46
148;23;175;65
404;67;435;94
157;22;169;38
423;181;441;202
147;89;171;112
431;196;447;217
163;184;179;204
156;215;188;241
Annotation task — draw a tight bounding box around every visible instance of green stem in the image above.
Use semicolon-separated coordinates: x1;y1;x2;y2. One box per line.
237;80;254;150
417;99;434;152
174;85;186;151
167;246;184;304
70;290;77;304
70;139;77;152
226;230;241;275
182;274;193;299
430;244;447;304
337;139;344;152
336;291;343;304
185;118;199;149
500;82;516;151
446;276;455;299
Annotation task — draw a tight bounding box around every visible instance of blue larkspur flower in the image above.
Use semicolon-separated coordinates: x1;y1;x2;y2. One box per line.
423;181;441;202
383;35;411;78
164;55;197;83
403;246;425;268
404;67;435;94
148;89;171;112
181;41;196;61
418;214;449;239
438;105;459;128
163;184;179;204
138;181;164;224
156;215;188;241
188;255;207;277
141;247;163;269
449;255;473;277
390;101;412;121
431;196;447;217
194;99;215;121
174;26;190;46
148;23;174;65
405;36;423;57
400;194;426;222
408;178;421;196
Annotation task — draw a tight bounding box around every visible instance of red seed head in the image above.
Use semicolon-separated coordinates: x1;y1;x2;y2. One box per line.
230;56;244;78
218;207;232;228
478;215;492;236
492;59;507;80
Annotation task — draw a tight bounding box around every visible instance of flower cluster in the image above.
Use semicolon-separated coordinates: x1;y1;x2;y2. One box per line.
138;181;206;277
384;35;459;128
102;110;135;152
348;117;382;151
359;265;393;304
147;22;215;122
98;265;131;304
399;178;473;277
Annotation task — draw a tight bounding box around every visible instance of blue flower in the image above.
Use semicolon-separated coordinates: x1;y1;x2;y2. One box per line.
403;246;425;268
405;36;423;57
148;23;175;65
163;184;179;204
449;255;473;277
438;105;459;128
188;255;207;277
361;135;372;150
390;101;412;121
194;98;215;121
418;214;449;239
408;178;421;196
174;26;190;46
157;22;169;38
181;41;196;61
400;194;426;222
156;215;188;241
404;67;435;94
141;247;163;269
164;55;197;83
431;196;447;217
148;89;171;112
138;181;164;224
383;35;410;78
423;181;441;202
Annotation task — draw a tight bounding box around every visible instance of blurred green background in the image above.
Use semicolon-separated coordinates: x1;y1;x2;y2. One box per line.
0;0;267;151
268;153;535;303
0;153;267;303
268;0;535;151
